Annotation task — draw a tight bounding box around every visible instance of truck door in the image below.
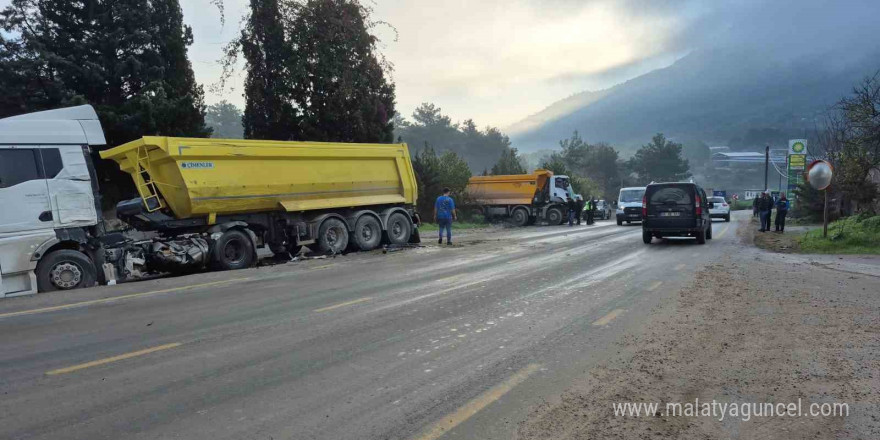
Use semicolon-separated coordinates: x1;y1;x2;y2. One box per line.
0;147;54;234
41;146;98;227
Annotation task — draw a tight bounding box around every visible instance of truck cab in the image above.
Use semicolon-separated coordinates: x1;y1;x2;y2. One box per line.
0;106;106;297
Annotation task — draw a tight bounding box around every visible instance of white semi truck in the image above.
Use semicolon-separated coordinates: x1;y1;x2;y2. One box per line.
0;106;421;298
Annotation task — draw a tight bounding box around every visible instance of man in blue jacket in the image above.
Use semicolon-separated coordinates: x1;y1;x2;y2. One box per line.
434;187;457;245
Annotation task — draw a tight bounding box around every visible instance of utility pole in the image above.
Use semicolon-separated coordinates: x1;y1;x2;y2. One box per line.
764;145;770;190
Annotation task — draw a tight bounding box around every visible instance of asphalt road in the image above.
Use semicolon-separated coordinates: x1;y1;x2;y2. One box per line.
0;214;742;440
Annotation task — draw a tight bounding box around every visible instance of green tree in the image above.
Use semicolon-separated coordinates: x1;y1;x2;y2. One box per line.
206;101;244;139
411;145;472;218
628;133;691;184
238;0;298;140
553;131;621;199
288;0;395;142
491;147;526;175
0;0;209;143
395;103;515;173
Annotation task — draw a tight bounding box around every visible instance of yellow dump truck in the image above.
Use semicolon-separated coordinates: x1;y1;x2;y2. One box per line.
0;104;422;296
466;170;577;226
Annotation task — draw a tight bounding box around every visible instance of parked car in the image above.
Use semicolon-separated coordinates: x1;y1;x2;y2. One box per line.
708;196;731;221
642;182;714;244
593;199;613;220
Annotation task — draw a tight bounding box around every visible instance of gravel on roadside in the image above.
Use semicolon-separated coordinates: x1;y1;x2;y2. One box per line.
516;220;880;439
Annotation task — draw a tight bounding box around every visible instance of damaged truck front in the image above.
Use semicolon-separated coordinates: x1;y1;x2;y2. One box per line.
0;105;420;298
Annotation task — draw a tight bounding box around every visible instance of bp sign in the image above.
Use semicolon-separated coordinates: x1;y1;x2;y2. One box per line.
788;139;807;155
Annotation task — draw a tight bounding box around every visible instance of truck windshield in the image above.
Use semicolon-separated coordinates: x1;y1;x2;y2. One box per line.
619;189;644;203
555;177;569;189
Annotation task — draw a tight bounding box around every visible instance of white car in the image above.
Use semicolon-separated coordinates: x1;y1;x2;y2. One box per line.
708;196;730;222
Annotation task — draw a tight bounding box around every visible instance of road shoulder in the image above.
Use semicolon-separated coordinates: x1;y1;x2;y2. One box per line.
516;233;880;438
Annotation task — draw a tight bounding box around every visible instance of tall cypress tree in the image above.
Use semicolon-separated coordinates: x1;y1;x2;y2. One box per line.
288;0;395;143
240;0;298;140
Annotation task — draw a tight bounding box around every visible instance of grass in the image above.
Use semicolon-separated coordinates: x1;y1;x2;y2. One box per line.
419;221;488;231
798;214;880;254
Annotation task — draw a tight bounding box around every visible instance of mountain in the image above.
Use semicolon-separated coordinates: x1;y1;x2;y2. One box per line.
508;47;880;154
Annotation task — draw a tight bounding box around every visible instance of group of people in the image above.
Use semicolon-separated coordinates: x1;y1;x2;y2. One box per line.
567;196;598;226
752;191;790;233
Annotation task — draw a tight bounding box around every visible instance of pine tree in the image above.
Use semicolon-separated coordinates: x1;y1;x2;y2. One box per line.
0;0;209;145
240;0;298;140
287;0;395;142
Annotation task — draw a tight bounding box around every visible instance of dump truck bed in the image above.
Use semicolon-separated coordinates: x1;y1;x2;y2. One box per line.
100;137;418;219
466;170;552;206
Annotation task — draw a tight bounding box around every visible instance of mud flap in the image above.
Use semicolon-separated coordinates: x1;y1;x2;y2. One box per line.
409;227;421;244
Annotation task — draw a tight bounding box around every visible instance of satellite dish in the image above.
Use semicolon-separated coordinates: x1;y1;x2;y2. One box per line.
807;160;833;190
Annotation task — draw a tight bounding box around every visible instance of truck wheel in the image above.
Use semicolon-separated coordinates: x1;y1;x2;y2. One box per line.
511;208;529;227
642;230;652;244
546;207;563;225
212;229;256;270
353;215;382;251
386;212;412;245
36;249;97;292
317;218;350;254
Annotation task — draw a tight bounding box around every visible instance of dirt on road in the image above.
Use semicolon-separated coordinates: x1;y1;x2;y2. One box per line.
517;218;880;439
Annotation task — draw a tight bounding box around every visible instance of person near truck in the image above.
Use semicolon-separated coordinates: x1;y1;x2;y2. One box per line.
575;195;585;225
757;191;773;232
775;193;789;232
434;187;457;245
567;196;577;226
586;197;595;225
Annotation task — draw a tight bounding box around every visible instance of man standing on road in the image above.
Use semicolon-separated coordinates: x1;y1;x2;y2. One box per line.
752;196;759;217
567;196;576;226
586;197;595;225
434;187;457;245
757;191;773;232
575;196;585;225
775;193;789;233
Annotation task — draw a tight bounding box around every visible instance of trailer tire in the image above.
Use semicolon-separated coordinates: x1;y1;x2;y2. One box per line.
36;249;97;292
317;218;350;254
546;207;563;225
212;230;256;270
386;212;412;245
353;215;382;251
511;207;530;227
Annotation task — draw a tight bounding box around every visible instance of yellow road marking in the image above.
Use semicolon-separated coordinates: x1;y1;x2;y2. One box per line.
0;278;251;320
714;225;730;239
674;263;686;271
592;308;625;326
314;297;373;312
647;281;663;291
413;364;541;440
311;264;335;270
46;342;182;375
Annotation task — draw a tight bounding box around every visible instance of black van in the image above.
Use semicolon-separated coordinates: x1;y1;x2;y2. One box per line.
641;182;714;244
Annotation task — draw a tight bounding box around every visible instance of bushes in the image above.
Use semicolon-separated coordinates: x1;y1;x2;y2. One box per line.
799;214;880;254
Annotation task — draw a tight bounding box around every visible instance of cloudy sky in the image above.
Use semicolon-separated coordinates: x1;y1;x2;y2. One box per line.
3;0;876;129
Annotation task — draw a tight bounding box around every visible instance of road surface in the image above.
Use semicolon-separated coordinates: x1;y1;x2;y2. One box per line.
0;215;740;440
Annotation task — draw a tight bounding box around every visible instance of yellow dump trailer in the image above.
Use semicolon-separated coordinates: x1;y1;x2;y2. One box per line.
100;136;418;219
100;137;420;269
466;170;576;226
